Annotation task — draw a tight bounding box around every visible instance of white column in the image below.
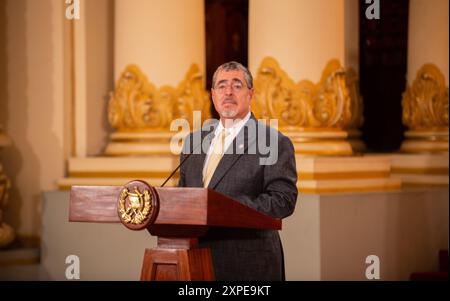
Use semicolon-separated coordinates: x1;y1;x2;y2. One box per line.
72;0;115;157
73;0;87;157
344;0;359;74
408;0;449;85
393;0;448;186
401;0;449;153
249;0;346;80
248;0;363;156
115;0;205;86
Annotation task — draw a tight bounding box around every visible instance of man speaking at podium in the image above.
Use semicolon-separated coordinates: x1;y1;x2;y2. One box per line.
179;61;298;281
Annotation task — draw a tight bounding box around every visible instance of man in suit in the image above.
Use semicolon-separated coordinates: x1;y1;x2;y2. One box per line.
178;61;298;281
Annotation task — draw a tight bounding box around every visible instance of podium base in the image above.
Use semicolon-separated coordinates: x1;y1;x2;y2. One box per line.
140;245;214;281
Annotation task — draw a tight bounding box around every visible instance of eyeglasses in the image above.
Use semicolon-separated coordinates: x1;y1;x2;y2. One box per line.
214;82;247;94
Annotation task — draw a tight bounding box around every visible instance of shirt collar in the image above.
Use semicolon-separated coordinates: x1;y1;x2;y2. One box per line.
215;111;251;135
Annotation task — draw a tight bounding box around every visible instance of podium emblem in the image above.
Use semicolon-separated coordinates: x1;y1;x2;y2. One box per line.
117;180;159;230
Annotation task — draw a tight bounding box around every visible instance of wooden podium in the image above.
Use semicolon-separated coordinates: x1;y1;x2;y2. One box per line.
69;180;281;281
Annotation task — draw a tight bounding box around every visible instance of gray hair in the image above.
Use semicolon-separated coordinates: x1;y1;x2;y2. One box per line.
212;61;253;89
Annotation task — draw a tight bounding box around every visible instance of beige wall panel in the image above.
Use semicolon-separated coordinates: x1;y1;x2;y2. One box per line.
85;0;114;156
1;0;66;237
408;0;449;84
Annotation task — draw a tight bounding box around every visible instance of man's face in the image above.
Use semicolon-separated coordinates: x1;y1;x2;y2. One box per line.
211;69;253;121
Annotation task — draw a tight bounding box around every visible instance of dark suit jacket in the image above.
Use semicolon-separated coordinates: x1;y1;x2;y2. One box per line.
178;114;298;280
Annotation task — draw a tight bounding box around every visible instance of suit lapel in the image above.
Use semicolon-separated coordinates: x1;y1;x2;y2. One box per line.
190;122;216;187
207;115;258;189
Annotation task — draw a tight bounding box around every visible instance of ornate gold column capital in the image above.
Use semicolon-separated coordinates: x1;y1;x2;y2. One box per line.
108;64;210;131
251;57;364;155
252;57;363;130
105;64;211;156
402;64;449;130
401;64;449;153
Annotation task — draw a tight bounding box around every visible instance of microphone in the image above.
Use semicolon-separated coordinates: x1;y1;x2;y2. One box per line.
160;138;203;187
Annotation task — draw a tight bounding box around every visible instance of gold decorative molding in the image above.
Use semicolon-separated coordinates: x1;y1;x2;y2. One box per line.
105;64;210;156
401;64;449;153
252;57;364;155
402;64;449;130
108;64;211;131
296;155;401;193
252;57;363;130
391;153;448;186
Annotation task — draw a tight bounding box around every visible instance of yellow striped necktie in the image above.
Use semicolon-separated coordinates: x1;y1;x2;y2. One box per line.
203;129;228;187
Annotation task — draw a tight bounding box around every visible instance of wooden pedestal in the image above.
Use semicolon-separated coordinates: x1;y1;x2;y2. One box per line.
140;238;215;281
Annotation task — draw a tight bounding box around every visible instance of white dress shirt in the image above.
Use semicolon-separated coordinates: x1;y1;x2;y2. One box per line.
202;112;251;180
